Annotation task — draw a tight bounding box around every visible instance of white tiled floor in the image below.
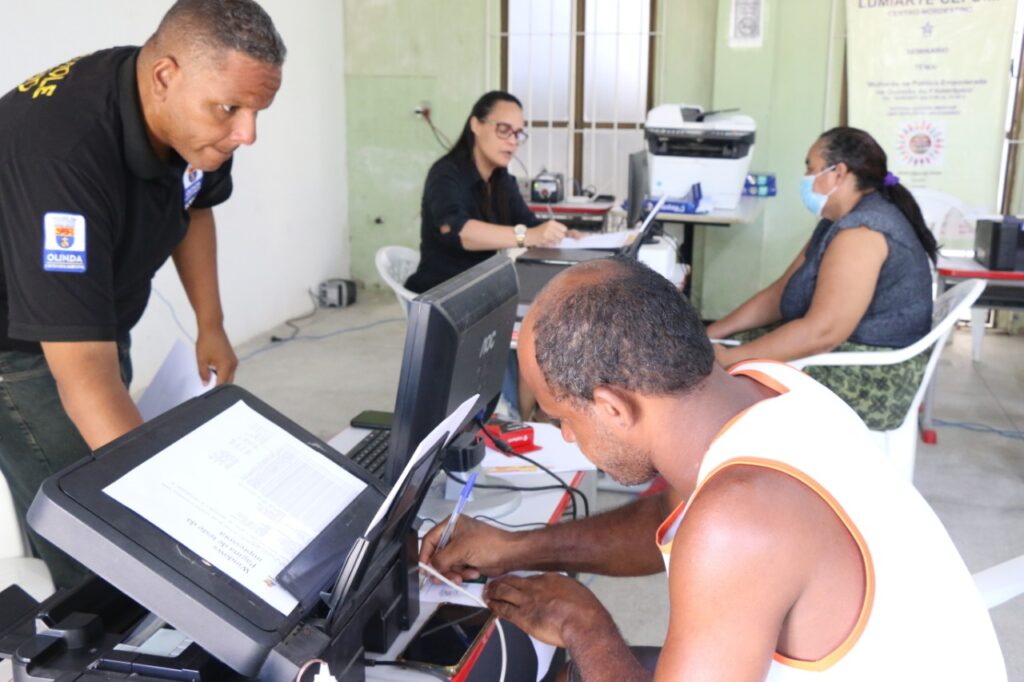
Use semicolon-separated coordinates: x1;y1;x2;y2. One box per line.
234;292;1024;679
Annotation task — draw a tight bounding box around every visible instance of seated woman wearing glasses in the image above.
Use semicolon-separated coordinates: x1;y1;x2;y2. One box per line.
405;90;573;293
706;127;938;430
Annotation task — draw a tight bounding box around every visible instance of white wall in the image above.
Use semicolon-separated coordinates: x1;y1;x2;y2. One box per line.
0;1;349;391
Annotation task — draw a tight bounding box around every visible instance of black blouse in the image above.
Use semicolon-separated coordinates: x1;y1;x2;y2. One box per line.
405;153;539;293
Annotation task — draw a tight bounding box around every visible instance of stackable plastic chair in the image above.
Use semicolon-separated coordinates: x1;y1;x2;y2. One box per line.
911;188;990;362
790;279;986;482
375;246;420;317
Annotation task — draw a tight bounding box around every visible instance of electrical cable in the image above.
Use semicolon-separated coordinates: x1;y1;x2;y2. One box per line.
444;471;578;497
417;561;506;682
473;514;548;530
271;289;320;342
238;318;404;362
932;418;1024;441
421;110;453;151
475;418;590;519
294;657;326;682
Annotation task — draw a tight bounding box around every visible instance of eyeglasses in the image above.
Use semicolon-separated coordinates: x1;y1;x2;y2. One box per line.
485;120;529;144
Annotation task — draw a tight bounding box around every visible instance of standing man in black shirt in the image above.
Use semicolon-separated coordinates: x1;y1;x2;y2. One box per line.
0;0;285;587
405;91;576;293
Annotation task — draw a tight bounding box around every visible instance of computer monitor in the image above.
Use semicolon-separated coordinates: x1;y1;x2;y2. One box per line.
384;255;519;485
627;150;649;227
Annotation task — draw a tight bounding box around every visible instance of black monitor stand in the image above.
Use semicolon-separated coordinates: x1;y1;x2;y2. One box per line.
0;528;420;682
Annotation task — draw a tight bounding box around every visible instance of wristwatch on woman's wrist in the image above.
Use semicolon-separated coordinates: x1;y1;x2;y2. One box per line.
514;224;528;248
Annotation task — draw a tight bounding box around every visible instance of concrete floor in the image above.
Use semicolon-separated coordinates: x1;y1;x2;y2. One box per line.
235;290;1024;679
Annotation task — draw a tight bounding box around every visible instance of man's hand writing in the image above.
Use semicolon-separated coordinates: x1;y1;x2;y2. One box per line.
419;515;519;583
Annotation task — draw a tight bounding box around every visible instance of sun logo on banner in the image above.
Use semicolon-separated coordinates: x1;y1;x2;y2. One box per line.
896;121;945;167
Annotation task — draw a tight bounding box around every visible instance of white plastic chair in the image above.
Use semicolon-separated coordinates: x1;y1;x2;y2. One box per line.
790;279;987;482
911;188;991;362
375;246;420;318
974;554;1024;610
0;471;54;601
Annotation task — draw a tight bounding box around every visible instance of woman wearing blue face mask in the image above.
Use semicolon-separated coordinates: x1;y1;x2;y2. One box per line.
706;127;937;430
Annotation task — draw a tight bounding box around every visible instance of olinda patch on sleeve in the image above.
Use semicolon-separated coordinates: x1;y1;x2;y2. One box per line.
42;212;87;273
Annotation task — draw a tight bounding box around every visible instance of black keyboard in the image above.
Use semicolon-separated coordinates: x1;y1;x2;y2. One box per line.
346;428;390;480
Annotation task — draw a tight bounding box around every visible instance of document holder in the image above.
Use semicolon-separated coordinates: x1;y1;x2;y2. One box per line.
26;384;386;679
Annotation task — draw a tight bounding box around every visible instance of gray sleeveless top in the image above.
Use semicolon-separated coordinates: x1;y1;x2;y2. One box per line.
779;192;932;348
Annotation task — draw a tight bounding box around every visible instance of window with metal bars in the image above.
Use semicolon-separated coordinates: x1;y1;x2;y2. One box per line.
501;0;655;203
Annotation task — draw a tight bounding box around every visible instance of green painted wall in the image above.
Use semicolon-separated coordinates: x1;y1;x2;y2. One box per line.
344;0;845;310
690;0;845;318
344;0;500;288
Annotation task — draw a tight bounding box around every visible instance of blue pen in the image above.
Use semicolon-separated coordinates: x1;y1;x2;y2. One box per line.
436;472;477;553
421;472;477;589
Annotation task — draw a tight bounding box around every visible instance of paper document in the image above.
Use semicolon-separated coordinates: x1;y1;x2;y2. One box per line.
481;423;596;476
366;394;479;534
137;339;213;421
419;579;485;607
105;401;368;615
552;229;641;250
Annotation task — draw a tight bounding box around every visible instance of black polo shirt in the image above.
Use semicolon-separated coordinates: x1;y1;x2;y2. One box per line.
0;46;233;353
405;153;539;293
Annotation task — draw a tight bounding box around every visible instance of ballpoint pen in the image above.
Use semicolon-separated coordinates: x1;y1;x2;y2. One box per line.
421;471;477;587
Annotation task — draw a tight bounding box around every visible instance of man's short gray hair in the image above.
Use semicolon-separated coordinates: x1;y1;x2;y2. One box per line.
154;0;286;66
532;257;715;404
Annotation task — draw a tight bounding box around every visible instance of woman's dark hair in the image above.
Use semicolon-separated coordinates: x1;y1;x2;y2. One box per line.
818;126;938;263
437;90;523;224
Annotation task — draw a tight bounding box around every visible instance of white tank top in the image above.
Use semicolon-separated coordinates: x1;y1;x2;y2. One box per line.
655;361;1006;681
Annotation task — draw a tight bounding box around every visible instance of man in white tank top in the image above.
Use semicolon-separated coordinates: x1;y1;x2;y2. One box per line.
419;257;1006;681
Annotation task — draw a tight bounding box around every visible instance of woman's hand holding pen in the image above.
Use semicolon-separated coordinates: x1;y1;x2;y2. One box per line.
527;220;582;247
419;514;521;584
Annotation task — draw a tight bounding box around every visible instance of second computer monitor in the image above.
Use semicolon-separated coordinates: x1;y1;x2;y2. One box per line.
384;255;519;485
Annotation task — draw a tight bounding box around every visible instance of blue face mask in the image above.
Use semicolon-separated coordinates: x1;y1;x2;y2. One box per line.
800;165;837;218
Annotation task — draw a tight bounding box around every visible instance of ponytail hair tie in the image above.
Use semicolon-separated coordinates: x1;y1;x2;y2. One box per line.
883;172;900;187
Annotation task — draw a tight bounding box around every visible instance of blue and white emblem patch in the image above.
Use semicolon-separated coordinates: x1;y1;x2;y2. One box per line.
183;165;204;209
43;212;87;273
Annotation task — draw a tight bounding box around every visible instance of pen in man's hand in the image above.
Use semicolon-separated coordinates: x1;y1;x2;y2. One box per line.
437;471;477;552
422;471;477;587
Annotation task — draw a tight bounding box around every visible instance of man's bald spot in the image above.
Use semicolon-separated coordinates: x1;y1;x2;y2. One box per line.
522;258;632;402
527;258;624;326
525;256;716;403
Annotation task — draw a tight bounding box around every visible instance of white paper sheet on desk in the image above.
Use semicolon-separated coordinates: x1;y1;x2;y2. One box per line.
365;394;480;533
136;339;213;421
481;423;596;476
552;228;641;250
104;401;368;615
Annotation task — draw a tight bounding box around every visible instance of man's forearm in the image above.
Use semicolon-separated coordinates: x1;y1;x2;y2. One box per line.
510;494;667;576
174;207;225;331
42;341;143;450
565;616;653;682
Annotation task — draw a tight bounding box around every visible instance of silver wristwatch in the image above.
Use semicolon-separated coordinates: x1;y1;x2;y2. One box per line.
513;224;528;248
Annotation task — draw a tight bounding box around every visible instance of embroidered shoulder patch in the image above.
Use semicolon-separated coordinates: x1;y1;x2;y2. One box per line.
42;212;87;273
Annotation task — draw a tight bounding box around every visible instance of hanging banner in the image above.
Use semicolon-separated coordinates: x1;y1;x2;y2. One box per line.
847;0;1017;245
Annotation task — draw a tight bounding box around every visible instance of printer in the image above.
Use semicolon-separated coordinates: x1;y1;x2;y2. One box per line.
645;104;756;210
974;216;1024;271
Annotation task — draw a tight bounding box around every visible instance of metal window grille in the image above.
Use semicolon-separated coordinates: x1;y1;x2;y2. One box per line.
499;0;655;203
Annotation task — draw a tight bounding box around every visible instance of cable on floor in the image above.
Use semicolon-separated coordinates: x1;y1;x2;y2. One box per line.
932;418;1024;442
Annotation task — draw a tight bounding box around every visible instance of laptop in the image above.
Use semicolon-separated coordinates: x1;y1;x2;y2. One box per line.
515;195;668;306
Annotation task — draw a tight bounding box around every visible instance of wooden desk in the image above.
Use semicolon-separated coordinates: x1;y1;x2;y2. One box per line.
655;196;767;295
